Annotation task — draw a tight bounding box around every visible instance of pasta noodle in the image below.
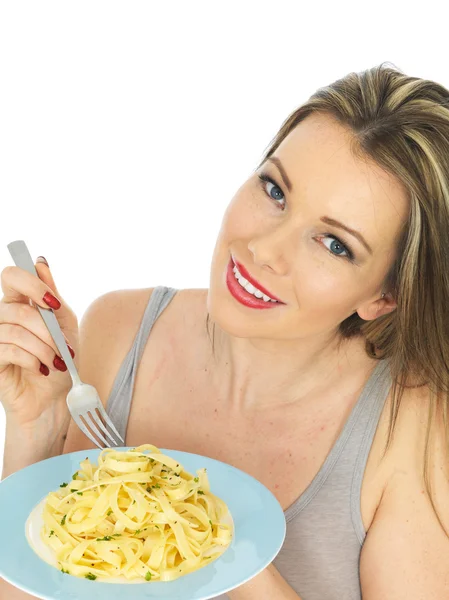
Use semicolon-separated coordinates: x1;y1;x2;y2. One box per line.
40;444;233;582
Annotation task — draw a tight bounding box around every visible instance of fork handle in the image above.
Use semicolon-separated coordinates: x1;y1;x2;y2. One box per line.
7;240;81;387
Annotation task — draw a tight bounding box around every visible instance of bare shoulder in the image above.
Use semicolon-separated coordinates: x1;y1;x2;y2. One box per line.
62;287;207;454
380;382;446;476
375;381;449;517
360;381;449;597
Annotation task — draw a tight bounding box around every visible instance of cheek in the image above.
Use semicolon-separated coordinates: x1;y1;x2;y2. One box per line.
291;261;353;307
220;190;266;240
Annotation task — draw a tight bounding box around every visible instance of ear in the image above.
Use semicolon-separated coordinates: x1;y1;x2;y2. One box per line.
356;292;397;321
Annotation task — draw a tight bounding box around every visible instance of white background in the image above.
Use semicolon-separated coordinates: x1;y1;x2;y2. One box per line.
1;1;448;476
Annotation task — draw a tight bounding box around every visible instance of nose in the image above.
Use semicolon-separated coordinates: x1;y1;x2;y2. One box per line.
247;223;293;276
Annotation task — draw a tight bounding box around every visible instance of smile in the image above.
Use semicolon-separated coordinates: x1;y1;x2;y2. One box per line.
225;257;285;310
232;264;278;302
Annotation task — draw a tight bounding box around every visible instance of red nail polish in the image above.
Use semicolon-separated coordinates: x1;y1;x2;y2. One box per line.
40;363;50;376
54;356;67;372
43;292;61;310
67;345;75;358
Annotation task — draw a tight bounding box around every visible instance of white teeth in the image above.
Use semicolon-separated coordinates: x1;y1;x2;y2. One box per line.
232;263;278;302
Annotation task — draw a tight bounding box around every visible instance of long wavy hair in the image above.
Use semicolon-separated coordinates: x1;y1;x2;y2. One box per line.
206;62;449;534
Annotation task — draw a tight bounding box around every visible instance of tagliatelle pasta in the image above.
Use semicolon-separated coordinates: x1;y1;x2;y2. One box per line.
40;444;232;582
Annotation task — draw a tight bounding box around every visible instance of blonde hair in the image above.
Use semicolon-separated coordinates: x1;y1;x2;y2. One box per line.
207;62;449;533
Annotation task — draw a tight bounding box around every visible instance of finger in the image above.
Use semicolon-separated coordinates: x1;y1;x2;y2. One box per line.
1;266;61;309
0;324;60;372
0;342;53;376
0;302;64;360
34;260;61;299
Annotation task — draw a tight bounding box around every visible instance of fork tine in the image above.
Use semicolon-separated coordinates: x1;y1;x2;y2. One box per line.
95;403;125;444
72;413;105;449
88;409;122;446
82;412;112;447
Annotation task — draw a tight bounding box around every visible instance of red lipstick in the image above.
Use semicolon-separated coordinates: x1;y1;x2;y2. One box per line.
232;257;284;303
226;257;285;310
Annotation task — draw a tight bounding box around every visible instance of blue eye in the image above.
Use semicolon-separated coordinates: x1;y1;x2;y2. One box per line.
258;173;285;207
319;234;354;261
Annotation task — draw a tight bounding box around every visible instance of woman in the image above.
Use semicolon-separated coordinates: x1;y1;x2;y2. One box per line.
1;62;449;599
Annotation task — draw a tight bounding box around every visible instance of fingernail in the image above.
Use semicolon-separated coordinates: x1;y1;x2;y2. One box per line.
36;256;49;268
43;292;61;310
40;363;50;376
67;344;75;358
54;356;67;372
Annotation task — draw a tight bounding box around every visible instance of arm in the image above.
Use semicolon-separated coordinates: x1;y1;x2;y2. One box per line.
0;291;120;599
1;408;70;481
227;563;302;600
1;413;70;599
360;478;449;598
360;398;449;598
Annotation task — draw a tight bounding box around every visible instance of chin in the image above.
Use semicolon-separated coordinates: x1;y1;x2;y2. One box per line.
206;281;282;340
207;244;283;337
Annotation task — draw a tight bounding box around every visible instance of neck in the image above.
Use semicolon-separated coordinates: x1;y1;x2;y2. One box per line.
207;322;375;411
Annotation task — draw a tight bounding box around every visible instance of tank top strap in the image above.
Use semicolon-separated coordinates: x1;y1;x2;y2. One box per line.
105;286;178;444
131;286;179;366
349;357;392;542
284;357;392;524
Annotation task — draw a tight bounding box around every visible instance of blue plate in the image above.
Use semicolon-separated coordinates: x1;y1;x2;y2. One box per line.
0;447;286;600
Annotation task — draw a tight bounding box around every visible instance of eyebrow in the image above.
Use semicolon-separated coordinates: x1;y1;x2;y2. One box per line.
266;156;293;193
320;216;373;255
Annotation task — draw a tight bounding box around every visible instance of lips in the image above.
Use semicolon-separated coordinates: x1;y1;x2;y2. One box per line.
231;256;284;303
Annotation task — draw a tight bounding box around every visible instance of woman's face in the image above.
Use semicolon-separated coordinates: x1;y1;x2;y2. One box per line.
208;112;409;341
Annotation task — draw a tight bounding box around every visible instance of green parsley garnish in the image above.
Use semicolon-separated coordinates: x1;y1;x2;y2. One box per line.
61;514;67;525
145;571;152;580
194;477;199;482
85;572;97;580
198;490;205;495
72;471;78;480
59;482;68;488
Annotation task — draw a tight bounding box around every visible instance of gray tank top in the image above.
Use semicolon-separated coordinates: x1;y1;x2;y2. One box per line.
105;286;392;600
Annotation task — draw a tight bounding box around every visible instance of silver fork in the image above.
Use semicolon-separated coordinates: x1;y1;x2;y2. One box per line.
7;240;124;450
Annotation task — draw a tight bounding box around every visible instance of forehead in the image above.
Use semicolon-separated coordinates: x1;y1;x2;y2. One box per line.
272;113;409;254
